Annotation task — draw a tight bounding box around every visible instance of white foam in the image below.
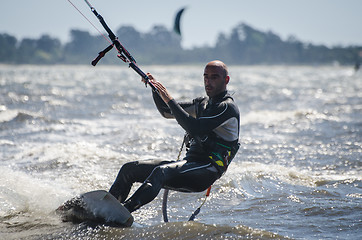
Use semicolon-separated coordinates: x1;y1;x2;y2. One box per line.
0;166;72;216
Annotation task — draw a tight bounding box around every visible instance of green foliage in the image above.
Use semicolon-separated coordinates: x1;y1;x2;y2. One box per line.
15;35;62;64
0;23;361;65
0;33;17;63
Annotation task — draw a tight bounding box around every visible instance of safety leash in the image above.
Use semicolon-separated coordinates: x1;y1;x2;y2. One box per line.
162;134;212;222
188;186;211;221
162;134;186;222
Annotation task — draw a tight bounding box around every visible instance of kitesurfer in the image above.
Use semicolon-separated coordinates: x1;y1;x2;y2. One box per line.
109;60;240;213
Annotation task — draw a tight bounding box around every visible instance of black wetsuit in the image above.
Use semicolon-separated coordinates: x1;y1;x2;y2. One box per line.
109;90;240;212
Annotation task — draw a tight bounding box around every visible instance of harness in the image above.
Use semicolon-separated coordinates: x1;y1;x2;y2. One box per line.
209;142;237;170
193;93;240;174
197;133;240;175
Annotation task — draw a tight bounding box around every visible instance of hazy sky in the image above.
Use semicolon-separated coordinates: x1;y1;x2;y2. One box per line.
1;0;361;49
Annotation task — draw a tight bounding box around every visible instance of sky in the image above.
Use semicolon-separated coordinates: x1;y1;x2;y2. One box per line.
1;0;361;49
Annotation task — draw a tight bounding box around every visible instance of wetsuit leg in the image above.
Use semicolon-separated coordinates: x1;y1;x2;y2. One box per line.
109;159;172;202
123;160;219;212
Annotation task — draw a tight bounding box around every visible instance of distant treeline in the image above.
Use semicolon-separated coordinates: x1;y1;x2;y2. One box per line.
1;23;361;65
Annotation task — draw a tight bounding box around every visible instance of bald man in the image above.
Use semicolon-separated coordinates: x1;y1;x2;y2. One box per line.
109;60;240;213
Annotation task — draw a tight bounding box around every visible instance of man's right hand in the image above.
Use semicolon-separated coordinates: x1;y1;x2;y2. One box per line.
142;73;173;104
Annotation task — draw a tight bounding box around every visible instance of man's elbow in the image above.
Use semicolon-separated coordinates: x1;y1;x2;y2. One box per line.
160;112;174;119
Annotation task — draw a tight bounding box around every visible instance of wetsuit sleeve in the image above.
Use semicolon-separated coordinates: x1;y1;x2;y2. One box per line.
152;90;196;119
152;90;172;118
167;99;238;139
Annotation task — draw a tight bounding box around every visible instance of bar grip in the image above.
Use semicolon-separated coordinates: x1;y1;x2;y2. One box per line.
91;44;113;66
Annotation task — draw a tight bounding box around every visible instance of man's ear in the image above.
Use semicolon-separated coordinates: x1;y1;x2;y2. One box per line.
225;76;230;85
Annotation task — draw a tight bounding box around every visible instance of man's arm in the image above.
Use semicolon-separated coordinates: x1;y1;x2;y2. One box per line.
168;100;235;138
152;90;196;119
149;76;239;142
152;90;173;118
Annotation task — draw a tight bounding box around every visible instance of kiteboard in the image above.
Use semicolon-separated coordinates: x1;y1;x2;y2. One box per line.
56;190;133;227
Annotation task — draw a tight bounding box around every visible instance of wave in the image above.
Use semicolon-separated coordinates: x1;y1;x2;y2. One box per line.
0;221;289;240
0;165;290;239
222;161;361;200
102;221;289;240
0;109;44;124
240;109;340;126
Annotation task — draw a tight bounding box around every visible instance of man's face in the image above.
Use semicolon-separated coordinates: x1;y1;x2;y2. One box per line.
203;65;228;98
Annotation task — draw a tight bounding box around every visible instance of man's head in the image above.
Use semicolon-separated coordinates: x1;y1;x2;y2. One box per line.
203;60;230;98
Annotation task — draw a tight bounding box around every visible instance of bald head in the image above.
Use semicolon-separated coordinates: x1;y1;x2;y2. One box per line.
203;60;230;98
205;60;229;79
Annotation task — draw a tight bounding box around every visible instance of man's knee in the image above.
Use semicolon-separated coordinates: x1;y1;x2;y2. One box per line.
120;161;139;174
110;161;139;190
145;166;165;186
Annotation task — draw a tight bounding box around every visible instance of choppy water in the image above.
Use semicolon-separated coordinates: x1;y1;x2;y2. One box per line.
0;64;361;239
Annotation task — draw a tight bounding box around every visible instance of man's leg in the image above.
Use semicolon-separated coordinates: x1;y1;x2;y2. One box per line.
109;159;172;202
123;160;220;212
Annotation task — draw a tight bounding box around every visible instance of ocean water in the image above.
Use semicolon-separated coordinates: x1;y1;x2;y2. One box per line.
0;64;361;239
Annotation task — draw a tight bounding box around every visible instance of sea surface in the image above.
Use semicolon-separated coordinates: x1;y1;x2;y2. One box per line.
0;64;361;239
